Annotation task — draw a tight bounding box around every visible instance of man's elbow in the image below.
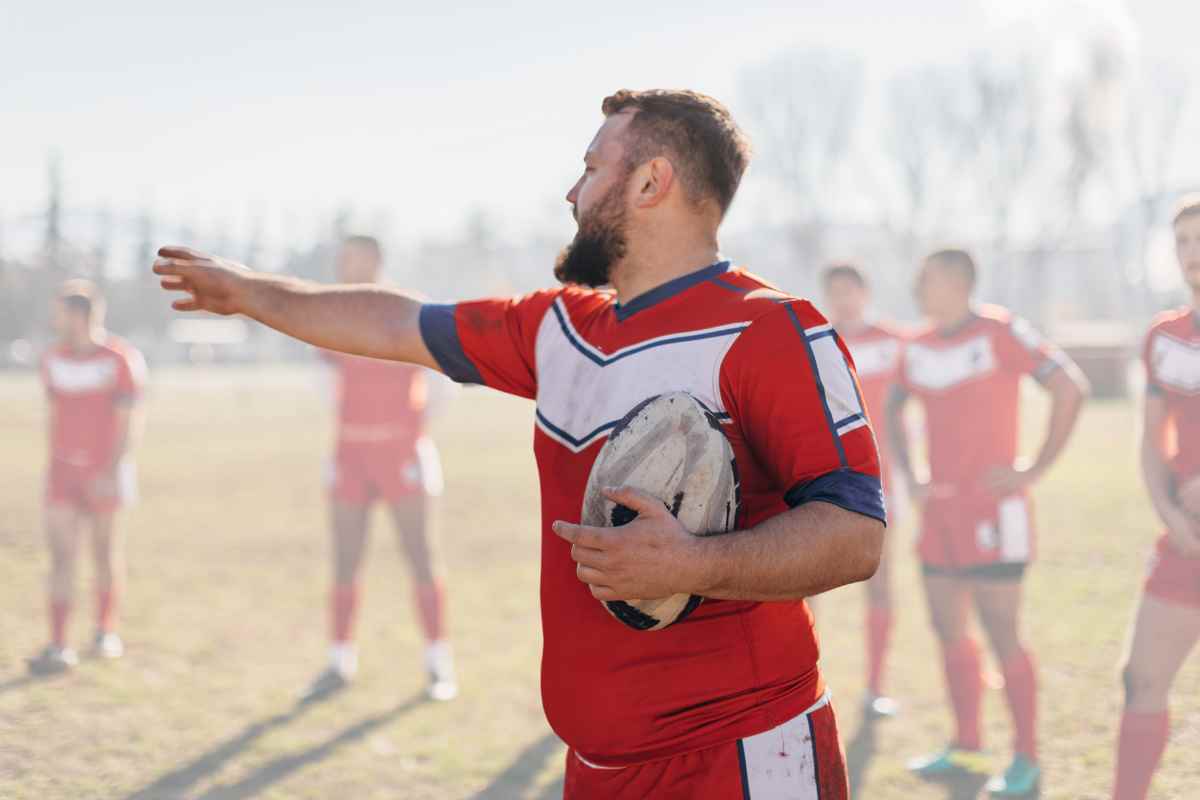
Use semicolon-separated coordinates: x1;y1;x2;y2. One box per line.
845;518;885;585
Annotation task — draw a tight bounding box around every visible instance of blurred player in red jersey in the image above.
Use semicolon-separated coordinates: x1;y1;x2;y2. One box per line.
308;235;456;702
154;90;886;798
1111;196;1200;800
888;251;1088;797
29;280;147;675
822;263;906;720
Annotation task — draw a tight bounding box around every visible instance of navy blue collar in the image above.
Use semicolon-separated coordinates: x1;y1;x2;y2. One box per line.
613;261;731;322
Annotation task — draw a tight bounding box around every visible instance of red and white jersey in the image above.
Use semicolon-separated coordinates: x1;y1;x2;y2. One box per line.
419;261;883;765
321;351;427;446
898;305;1067;496
839;322;905;477
41;334;146;469
1144;308;1200;482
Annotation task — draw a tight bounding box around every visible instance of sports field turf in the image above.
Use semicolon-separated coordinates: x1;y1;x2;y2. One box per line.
1;366;1197;799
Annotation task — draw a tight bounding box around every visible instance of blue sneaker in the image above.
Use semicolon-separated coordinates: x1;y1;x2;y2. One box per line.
986;755;1040;797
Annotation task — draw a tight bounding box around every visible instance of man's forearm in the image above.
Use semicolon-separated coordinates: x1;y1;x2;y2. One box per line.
240;274;436;366
1142;439;1180;528
695;502;883;601
1029;369;1087;477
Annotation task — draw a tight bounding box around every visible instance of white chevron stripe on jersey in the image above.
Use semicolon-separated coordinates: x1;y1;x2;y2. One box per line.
1151;332;1200;394
44;357;119;393
905;335;997;392
534;299;744;453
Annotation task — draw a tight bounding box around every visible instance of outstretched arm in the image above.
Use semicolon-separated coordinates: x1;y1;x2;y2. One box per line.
153;246;438;368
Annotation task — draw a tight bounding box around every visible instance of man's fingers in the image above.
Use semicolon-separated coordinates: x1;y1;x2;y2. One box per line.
570;543;609;568
552;520;608;549
576;563;608;586
589;584;620;602
160;278;188;291
172;299;201;312
157;245;207;259
601;486;666;517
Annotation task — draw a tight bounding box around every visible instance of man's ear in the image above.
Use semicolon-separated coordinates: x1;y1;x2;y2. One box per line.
633;157;675;210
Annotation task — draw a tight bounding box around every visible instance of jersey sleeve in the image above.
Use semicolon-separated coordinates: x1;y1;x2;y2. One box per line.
418;289;560;399
719;300;885;524
996;315;1070;383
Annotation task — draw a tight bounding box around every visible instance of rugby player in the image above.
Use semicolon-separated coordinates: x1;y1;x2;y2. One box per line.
888;250;1088;797
822;263;906;719
29;279;146;674
1111;195;1200;800
309;235;455;702
153;89;885;798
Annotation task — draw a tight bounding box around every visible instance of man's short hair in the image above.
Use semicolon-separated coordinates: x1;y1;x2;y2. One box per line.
822;263;868;290
601;89;751;216
1173;194;1200;226
58;278;102;317
926;248;978;289
342;235;382;260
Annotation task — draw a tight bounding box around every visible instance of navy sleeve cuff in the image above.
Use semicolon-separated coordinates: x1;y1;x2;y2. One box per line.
784;469;887;526
1033;357;1063;384
418;304;484;385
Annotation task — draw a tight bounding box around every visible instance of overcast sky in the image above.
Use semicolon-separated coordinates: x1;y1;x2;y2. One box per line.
4;0;1197;255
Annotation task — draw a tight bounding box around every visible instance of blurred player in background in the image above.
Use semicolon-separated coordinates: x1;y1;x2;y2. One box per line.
822;263;906;719
29;279;146;674
1112;196;1200;800
308;235;456;702
888;250;1088;797
153;89;885;798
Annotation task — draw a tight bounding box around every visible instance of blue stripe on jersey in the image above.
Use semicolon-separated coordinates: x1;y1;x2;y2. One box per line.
807;329;838;343
535;409;620;450
787;305;848;468
613;261;730;321
709;275;751;295
551;301;748;367
808;714;823;800
418;304;483;385
834;412;865;431
784;469;887;525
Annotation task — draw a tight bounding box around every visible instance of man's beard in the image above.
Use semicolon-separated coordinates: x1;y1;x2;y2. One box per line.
554;180;629;288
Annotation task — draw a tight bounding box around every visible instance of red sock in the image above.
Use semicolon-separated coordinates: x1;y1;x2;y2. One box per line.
943;638;983;750
1113;710;1169;800
50;598;71;648
1001;648;1038;760
414;581;445;642
97;587;119;633
866;606;893;695
330;583;360;644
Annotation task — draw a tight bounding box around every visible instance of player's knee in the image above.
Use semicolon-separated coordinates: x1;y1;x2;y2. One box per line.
1121;662;1165;706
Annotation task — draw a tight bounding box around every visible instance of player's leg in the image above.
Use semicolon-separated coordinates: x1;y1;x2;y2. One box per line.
387;437;455;700
1113;593;1200;800
89;510;126;658
324;500;371;683
31;504;83;673
863;533;896;718
909;568;988;777
973;570;1040;796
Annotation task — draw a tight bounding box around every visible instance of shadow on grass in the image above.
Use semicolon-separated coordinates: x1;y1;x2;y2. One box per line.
189;693;425;800
0;673;44;696
125;688;422;800
470;732;564;800
845;715;879;793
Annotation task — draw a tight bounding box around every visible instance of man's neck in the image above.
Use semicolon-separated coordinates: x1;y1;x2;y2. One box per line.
610;234;720;305
933;305;974;334
65;329;101;353
834;316;868;335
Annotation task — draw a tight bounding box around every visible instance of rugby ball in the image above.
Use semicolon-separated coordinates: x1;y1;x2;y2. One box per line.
581;392;740;631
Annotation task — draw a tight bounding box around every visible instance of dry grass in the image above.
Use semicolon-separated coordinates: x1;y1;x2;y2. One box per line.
0;367;1197;799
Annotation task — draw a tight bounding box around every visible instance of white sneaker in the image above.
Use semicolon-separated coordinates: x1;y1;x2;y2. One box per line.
330;643;359;681
28;645;79;675
425;641;457;702
94;631;124;660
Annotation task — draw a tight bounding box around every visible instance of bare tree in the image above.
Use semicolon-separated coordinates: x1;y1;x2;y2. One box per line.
1123;59;1189;309
737;47;865;287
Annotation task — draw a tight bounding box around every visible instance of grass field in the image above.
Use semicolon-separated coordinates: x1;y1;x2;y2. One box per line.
1;366;1198;799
